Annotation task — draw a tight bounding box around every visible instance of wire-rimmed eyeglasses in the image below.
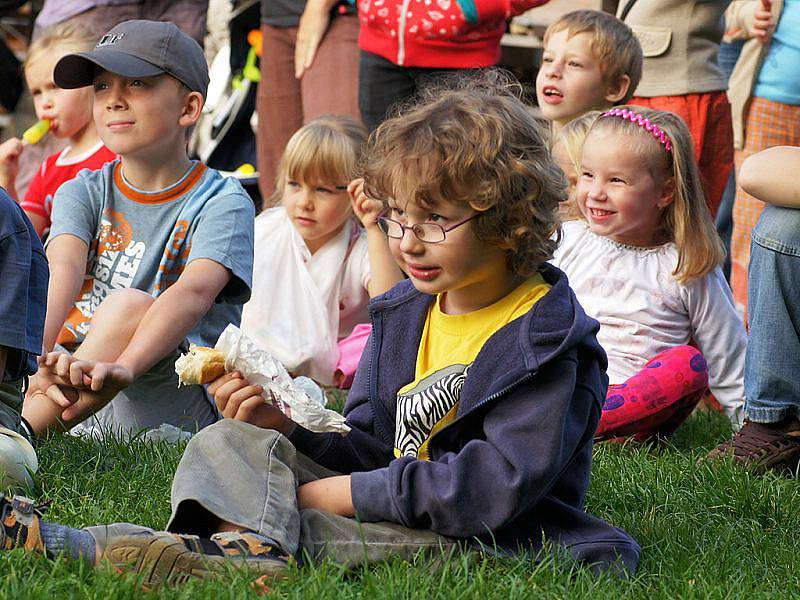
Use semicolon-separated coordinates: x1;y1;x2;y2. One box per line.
376;212;480;244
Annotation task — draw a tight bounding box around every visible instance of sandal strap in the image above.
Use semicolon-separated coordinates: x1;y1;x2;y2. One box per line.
1;495;46;552
210;531;289;560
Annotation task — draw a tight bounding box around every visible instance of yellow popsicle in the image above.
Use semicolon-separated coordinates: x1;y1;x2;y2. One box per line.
22;119;51;145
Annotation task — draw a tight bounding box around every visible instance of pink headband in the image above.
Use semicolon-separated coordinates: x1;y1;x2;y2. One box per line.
602;108;672;153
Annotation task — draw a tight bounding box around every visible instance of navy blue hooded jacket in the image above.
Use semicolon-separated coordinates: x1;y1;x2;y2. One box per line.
288;264;640;573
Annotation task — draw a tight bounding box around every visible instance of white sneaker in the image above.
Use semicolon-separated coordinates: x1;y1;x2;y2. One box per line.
0;427;37;489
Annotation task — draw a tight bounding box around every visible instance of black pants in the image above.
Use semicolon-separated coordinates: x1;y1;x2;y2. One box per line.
358;50;481;131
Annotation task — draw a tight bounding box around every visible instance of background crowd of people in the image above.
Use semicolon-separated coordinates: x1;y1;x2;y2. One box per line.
0;0;799;587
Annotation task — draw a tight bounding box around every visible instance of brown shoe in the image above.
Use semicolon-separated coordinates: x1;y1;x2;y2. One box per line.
708;418;800;474
102;530;290;587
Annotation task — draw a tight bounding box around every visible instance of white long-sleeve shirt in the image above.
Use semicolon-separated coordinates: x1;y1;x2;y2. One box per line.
552;221;746;427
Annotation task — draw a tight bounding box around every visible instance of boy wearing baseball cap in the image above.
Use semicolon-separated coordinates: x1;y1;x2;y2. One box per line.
22;20;254;437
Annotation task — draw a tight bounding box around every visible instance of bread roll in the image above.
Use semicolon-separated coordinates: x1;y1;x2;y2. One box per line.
175;345;227;385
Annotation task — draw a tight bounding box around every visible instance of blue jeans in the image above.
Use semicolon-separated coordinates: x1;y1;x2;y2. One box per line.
746;205;800;422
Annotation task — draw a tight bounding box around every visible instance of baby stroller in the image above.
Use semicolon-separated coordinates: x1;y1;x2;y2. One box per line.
190;0;262;209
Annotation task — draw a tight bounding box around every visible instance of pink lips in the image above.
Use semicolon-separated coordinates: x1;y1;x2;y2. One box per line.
587;207;615;223
540;85;564;105
407;263;441;281
106;121;134;131
295;216;316;226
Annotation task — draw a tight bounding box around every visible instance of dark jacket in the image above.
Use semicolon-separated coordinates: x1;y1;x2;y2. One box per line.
289;264;640;573
0;190;48;381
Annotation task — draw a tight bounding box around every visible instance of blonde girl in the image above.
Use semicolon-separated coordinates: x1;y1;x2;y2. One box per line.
241;116;403;386
0;23;116;235
551;111;600;218
552;107;746;440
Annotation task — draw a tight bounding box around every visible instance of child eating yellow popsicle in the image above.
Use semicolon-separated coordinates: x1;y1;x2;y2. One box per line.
0;24;115;236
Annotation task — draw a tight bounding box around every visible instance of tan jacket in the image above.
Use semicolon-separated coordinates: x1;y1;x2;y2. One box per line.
618;0;730;97
725;0;784;149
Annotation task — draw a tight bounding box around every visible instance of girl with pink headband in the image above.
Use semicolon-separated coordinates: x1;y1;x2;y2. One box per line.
552;106;747;441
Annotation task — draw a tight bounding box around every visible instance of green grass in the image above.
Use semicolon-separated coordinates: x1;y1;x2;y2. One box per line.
2;411;800;599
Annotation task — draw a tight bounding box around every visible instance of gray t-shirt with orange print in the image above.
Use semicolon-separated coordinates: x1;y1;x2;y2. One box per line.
47;160;254;349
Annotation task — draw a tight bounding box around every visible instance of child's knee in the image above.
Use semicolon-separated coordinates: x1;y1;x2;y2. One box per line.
189;420;287;456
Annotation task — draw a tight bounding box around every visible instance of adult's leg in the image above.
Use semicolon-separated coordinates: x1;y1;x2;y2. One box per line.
695;92;734;219
22;289;154;434
730;98;800;317
300;14;360;123
708;206;800;473
595;345;709;442
142;0;208;46
716;171;736;281
257;25;303;203
358;51;417;131
745;206;800;423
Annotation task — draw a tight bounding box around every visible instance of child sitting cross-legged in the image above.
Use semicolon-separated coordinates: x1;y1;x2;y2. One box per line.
0;76;640;584
21;20;254;437
240;116;403;387
552;107;747;441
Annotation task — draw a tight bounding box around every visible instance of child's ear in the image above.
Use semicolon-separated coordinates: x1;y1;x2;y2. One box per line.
603;74;632;105
657;177;676;209
178;90;204;127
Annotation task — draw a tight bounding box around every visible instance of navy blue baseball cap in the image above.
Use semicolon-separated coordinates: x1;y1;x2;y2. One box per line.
54;19;209;97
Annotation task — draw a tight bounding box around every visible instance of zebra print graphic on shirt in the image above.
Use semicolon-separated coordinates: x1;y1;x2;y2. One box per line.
394;363;470;459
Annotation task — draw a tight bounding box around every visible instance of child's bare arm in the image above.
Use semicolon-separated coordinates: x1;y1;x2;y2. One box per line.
297;475;354;516
114;258;231;378
738;146;800;207
0;138;23;199
348;178;404;296
42;234;89;352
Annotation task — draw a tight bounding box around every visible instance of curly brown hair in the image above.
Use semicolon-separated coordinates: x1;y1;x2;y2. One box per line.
362;73;566;278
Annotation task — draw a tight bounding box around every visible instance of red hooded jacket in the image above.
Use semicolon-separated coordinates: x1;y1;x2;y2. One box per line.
358;0;550;68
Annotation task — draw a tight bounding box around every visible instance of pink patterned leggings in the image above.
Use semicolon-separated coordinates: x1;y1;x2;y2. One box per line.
596;345;709;442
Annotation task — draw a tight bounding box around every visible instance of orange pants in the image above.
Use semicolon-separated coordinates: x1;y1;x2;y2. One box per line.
630;92;734;218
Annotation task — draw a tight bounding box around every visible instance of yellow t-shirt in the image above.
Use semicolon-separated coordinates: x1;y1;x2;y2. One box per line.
394;274;551;460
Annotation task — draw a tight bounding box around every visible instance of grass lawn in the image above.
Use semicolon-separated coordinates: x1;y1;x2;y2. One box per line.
2;410;800;599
